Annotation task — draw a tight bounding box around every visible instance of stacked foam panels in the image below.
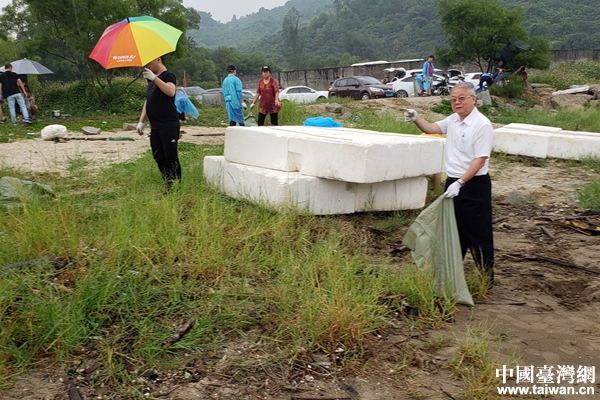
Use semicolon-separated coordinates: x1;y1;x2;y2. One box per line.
493;123;600;159
204;126;445;215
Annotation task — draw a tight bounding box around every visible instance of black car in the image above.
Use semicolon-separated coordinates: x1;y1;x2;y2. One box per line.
328;76;394;100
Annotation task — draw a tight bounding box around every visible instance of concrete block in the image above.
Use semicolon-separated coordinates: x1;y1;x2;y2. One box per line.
204;156;428;215
224;126;444;183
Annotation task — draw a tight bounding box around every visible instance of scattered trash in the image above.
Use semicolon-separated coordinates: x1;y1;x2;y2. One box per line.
82;126;102;135
41;124;68;141
303;116;343;127
565;219;600;234
0;176;55;209
161;316;195;349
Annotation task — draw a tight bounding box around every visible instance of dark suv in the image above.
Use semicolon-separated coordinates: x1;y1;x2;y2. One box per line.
328;76;394;100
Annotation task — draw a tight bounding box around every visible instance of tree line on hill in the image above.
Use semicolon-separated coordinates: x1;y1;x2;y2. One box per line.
0;0;589;104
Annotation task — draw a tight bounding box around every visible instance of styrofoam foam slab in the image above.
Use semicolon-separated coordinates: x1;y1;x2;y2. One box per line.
494;124;600;159
204;156;427;215
493;129;550;158
224;126;444;183
547;133;600;159
499;123;562;133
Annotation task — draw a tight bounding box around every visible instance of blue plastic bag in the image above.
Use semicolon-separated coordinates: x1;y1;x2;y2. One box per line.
302;116;342;128
175;92;199;119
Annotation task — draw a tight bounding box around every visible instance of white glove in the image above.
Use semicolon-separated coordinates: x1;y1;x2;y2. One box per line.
242;101;247;109
404;108;418;122
143;68;156;81
444;180;463;198
250;103;255;109
136;122;145;135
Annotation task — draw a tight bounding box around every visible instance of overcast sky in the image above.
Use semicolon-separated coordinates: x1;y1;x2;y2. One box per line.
0;0;289;23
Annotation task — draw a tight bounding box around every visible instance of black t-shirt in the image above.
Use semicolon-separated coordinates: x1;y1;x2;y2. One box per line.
0;71;22;97
146;70;180;129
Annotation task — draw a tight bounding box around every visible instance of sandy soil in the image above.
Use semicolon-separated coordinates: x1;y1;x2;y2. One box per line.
0;126;226;176
2;100;600;399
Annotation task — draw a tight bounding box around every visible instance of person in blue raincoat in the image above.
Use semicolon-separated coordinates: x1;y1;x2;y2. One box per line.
422;55;435;96
222;65;246;126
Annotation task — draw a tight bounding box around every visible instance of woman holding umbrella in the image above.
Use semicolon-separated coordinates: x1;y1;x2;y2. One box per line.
136;57;181;190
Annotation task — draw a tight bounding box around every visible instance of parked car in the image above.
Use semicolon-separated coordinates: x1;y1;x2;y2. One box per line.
391;72;450;97
279;86;328;103
202;88;255;106
328;76;394;100
177;86;206;101
463;72;483;87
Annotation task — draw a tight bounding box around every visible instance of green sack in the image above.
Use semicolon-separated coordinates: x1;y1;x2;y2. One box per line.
402;195;474;306
0;176;54;209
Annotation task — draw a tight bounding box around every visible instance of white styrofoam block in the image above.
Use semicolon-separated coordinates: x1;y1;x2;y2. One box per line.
494;124;600;159
224;127;294;171
493;128;550;158
203;156;428;215
203;156;225;188
224;126;444;183
546;133;600;159
353;177;427;211
500;123;562;133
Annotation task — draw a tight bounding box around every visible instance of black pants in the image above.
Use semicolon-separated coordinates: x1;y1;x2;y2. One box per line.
257;112;278;126
446;174;494;279
150;126;181;188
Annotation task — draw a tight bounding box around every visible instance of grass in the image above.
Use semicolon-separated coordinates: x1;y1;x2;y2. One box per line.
449;323;517;400
0;141;458;390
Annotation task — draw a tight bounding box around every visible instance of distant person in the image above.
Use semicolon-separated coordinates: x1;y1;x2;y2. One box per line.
515;66;529;88
250;66;281;126
475;72;493;93
136;56;181;190
422;55;435;96
493;60;512;85
23;84;38;120
222;64;246;126
0;63;31;124
415;73;426;96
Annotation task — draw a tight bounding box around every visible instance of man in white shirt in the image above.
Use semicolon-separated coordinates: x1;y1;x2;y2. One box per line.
404;82;495;284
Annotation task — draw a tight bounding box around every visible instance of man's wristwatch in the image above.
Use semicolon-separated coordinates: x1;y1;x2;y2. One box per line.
457;179;465;186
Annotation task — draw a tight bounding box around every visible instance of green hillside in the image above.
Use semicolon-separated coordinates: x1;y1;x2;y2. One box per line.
188;0;600;65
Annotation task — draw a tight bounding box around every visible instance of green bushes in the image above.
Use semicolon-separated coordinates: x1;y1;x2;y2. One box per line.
489;74;526;98
36;78;147;116
529;61;600;90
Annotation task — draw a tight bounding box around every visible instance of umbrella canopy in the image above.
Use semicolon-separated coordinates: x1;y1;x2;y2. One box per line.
0;59;53;75
89;16;183;69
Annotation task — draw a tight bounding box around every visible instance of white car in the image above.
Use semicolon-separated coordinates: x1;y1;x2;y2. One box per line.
391;72;448;97
450;72;483;87
279;86;329;103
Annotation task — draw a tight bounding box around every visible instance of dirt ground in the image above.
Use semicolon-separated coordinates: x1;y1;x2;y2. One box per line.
2;99;600;399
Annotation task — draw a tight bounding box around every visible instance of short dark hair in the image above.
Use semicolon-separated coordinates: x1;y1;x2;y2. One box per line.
429;55;435;59
5;63;12;69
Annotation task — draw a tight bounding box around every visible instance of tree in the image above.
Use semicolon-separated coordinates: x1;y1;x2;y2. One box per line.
0;0;200;106
281;8;305;70
436;0;550;72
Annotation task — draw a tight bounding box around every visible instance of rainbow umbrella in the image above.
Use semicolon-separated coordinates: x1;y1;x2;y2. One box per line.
89;16;182;69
